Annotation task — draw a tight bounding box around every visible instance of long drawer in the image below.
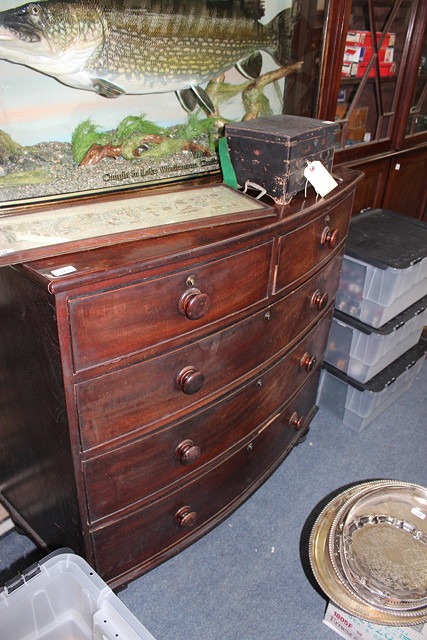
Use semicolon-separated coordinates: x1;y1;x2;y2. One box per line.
83;311;331;522
68;241;273;372
90;372;320;585
275;192;352;293
76;258;340;451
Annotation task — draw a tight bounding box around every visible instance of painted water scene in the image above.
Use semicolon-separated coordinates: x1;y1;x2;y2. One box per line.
0;0;301;206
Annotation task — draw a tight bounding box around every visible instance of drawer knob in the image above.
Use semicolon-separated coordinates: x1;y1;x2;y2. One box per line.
179;287;211;320
311;289;329;310
300;352;317;372
175;439;201;465
175;506;197;529
321;226;338;248
177;366;205;394
289;412;305;430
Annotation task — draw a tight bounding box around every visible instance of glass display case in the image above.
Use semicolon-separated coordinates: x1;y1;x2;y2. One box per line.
405;39;427;138
315;0;427;156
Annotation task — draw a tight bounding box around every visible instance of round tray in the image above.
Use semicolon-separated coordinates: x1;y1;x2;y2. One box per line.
340;483;427;605
328;481;427;612
309;480;427;626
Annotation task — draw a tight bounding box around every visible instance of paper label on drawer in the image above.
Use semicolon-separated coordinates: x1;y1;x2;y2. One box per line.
50;265;77;277
304;161;338;197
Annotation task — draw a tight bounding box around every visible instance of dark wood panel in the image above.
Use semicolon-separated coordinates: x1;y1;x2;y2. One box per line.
69;242;273;372
275;192;353;292
341;157;390;215
91;374;320;585
76;269;337;452
382;147;427;219
83;312;333;522
0;267;84;555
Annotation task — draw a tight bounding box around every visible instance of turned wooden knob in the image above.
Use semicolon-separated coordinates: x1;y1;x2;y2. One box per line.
300;352;317;372
177;366;205;394
178;287;210;320
175;439;201;465
321;226;338;248
289;412;305;430
311;289;329;310
175;506;197;529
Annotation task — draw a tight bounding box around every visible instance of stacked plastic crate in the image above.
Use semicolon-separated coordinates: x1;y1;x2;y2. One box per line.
317;209;427;431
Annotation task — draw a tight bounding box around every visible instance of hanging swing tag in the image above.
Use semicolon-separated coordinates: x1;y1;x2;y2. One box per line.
303;161;338;198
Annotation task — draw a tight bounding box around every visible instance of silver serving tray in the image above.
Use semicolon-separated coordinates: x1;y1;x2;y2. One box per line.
328;481;427;612
309;480;427;626
340;483;427;605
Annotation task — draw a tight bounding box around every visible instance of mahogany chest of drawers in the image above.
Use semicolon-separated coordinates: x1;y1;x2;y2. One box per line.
0;168;361;588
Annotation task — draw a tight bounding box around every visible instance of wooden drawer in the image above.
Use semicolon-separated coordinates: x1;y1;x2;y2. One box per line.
275;192;353;293
76;263;339;451
91;372;320;584
68;242;273;372
82;312;331;522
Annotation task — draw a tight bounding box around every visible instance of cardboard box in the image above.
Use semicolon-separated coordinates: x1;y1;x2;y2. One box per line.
342;62;359;77
341;61;397;78
346;30;396;48
324;602;427;640
343;46;394;64
357;62;397;77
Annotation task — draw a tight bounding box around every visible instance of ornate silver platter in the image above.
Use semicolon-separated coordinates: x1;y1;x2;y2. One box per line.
340;483;427;607
328;481;427;613
309;480;427;626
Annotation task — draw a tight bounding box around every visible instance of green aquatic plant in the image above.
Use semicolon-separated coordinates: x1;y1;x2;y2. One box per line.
71;120;113;164
116;115;165;140
71;114;167;163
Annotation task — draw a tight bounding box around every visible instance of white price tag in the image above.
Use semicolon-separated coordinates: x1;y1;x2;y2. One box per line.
50;265;77;277
304;160;338;198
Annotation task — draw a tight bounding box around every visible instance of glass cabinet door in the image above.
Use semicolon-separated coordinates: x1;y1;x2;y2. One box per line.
333;0;420;151
405;38;427;139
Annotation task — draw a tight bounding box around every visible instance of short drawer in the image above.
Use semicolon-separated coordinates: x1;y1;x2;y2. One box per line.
69;242;273;372
76;267;337;451
83;324;327;522
91;374;320;584
275;192;352;293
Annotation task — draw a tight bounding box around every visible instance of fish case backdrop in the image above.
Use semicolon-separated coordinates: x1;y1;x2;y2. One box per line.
0;0;305;208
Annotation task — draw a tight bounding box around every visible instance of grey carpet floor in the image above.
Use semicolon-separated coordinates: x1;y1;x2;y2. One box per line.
1;362;426;640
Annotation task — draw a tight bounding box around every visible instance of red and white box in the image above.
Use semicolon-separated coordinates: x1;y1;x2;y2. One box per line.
346;30;396;48
343;46;366;63
356;61;397;77
343;45;394;64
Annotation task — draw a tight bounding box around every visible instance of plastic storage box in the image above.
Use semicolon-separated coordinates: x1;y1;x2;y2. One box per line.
335;209;427;327
0;549;156;640
317;337;426;431
325;295;427;382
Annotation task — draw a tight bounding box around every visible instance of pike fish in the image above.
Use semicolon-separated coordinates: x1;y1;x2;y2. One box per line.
0;0;295;112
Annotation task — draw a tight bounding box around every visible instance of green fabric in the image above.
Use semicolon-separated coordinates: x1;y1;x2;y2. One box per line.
218;136;238;189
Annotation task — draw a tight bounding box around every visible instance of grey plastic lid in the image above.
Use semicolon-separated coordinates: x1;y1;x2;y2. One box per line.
345;209;427;270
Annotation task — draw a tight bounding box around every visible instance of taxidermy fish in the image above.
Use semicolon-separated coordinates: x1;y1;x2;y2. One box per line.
0;0;294;113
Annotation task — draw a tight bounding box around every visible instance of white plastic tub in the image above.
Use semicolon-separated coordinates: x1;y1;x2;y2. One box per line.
335;209;427;328
317;338;426;431
335;254;427;327
0;550;156;640
325;296;427;382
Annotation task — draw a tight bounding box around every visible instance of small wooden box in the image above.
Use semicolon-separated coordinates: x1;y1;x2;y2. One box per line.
225;115;338;205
